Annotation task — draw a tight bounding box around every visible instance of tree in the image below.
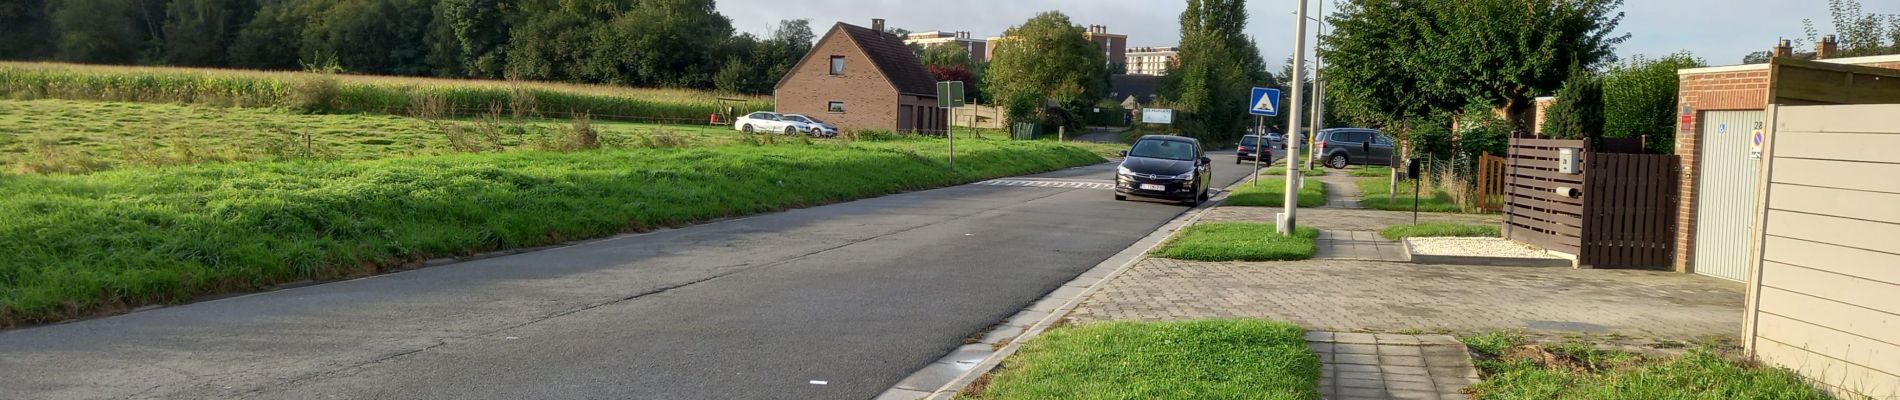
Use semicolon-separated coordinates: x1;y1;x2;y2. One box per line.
585;0;733;87
1325;0;1626;133
298;0;435;75
442;0;509;78
919;43;971;68
50;0;153;63
162;0;256;66
1603;52;1700;153
0;0;57;60
984;11;1109;129
1161;0;1269;144
230;0;321;70
1540;70;1603;140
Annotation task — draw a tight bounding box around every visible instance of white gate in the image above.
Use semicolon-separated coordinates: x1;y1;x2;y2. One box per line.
1691;110;1765;281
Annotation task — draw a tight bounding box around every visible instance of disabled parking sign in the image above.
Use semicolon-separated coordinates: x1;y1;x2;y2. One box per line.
1249;87;1281;116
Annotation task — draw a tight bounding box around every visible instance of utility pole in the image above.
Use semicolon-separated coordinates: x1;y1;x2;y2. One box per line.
1305;0;1328;172
1281;0;1311;236
1254;115;1264;186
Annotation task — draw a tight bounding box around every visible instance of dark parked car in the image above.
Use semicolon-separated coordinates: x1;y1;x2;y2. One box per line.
1236;134;1273;164
1115;135;1213;205
1315;128;1396;169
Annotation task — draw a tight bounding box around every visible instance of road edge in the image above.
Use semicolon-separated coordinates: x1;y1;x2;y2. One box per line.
880;172;1262;400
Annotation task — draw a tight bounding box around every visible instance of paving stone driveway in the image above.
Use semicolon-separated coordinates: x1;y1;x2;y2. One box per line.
1068;257;1745;341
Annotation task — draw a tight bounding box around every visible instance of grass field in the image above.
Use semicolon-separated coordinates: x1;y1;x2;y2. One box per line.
1381;222;1500;240
0;99;749;173
1151;222;1321;261
0;62;771;122
1359;178;1471;213
1226;177;1327;208
963;320;1318;400
0;133;1106;326
1461;332;1832;399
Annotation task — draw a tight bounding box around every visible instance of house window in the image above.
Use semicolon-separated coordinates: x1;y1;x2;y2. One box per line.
829;56;845;75
827;101;845;113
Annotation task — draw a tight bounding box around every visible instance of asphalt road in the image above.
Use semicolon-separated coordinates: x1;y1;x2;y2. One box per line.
0;150;1265;400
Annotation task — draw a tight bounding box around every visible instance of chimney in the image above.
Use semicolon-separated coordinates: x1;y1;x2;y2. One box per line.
1816;34;1839;60
1772;39;1794;59
872;19;885;33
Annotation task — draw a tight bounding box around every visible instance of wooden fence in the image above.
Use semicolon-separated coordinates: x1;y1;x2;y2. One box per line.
1502;138;1679;268
1475;153;1507;213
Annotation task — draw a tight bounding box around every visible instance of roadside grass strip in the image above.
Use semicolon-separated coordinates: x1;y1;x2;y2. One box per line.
0;138;1102;326
1225;178;1326;208
1461;332;1834;400
962;319;1320;400
1357;177;1468;213
1381;222;1502;240
1347;165;1393;178
1151;222;1322;262
1261;165;1324;177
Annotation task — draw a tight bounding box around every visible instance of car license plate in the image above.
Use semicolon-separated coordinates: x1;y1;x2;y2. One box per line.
1140;184;1166;191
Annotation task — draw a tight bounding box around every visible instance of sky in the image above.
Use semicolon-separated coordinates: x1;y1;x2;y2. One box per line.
719;0;1900;70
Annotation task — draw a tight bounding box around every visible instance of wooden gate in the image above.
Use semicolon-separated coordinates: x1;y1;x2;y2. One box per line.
1583;153;1680;268
1475;153;1507;213
1502;138;1679;268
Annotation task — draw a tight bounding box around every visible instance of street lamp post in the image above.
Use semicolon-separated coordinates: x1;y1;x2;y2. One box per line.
1298;0;1328;172
1281;0;1311;236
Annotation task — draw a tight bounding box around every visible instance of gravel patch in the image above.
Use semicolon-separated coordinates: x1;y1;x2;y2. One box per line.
1405;237;1562;259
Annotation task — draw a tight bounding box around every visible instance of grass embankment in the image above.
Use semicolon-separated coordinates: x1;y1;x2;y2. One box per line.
963;320;1319;400
1227;178;1326;208
1461;332;1833;399
1;99;741;172
0;138;1102;326
1151;222;1322;261
1358;177;1468;213
0;62;771;121
1347;165;1393;178
1381;222;1500;240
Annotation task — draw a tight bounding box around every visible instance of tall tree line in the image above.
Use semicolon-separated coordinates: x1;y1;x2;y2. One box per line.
1160;0;1270;145
0;0;812;94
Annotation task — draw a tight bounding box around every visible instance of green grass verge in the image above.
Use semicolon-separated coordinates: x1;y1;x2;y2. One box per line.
1151;222;1322;261
1226;178;1326;208
1358;177;1469;213
1347;165;1393;178
1380;222;1500;240
962;319;1319;400
0;138;1103;326
1262;165;1324;176
1461;332;1833;399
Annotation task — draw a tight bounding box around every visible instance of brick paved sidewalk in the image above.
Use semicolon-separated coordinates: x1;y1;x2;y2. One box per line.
1069;258;1745;342
1309;332;1479;400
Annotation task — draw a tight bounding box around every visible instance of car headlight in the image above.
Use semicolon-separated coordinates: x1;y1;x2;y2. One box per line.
1117;166;1133;176
1169;172;1195;180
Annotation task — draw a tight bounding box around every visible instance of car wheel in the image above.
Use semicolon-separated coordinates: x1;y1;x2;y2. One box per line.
1114;195;1127;201
785;126;797;135
1328;154;1350;169
742;124;754;133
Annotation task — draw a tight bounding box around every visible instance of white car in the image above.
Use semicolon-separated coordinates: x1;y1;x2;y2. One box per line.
733;112;809;135
781;114;839;138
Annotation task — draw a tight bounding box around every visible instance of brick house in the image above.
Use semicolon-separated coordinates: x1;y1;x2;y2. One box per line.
775;19;947;134
1672;37;1900;281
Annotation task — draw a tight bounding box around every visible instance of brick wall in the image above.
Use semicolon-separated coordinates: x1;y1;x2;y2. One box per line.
776;27;901;132
1672;58;1900;273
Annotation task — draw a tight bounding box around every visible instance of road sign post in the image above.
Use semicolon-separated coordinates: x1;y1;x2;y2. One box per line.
938;81;965;170
1248;87;1283;187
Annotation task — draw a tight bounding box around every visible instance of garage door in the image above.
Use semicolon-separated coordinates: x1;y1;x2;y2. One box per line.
1691;110;1764;281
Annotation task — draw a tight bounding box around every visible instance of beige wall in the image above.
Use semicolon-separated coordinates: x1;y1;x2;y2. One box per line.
776;27;900;132
1745;104;1900;399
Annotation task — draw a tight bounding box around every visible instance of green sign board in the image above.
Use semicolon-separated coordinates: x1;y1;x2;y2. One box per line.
936;81;965;108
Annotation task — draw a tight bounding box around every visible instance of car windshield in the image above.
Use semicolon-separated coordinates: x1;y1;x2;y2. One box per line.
798;116;826;124
1240;136;1260;147
785;116;809;123
1128;139;1197;161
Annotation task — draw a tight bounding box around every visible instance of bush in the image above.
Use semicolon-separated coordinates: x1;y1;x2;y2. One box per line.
1541;69;1604;140
1605;53;1702;154
292;76;341;113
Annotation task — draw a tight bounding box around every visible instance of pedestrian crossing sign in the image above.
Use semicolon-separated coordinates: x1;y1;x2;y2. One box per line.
1249;87;1281;116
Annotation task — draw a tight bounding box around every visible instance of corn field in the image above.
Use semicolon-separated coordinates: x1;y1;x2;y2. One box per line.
0;62;773;123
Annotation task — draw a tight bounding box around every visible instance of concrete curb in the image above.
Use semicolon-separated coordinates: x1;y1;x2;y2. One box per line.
886;173;1264;400
1401;240;1573;268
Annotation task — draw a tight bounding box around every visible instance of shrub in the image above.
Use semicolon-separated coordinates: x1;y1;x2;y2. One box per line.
1605;53;1702;154
1541;69;1604;140
291;76;340;113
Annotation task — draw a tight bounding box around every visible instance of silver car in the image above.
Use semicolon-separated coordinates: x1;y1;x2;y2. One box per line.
781;114;839;138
